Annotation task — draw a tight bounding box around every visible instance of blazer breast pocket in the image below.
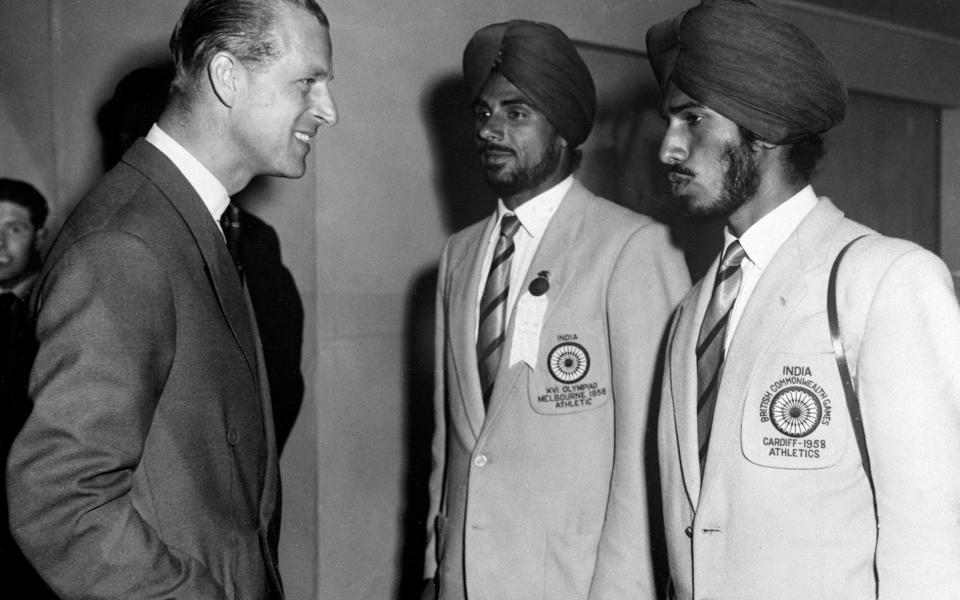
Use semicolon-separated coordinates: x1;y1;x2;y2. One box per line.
528;318;611;416
741;351;850;469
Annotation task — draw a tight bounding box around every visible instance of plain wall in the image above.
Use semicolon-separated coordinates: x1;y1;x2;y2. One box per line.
3;1;960;599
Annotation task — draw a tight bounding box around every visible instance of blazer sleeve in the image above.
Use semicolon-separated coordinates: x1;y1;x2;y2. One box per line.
588;223;690;599
6;231;228;600
848;245;960;599
423;240;451;582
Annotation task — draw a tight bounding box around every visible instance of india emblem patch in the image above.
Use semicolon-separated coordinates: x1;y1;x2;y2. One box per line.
741;353;849;469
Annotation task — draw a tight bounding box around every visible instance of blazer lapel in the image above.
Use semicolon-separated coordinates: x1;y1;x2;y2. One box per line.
483;181;586;423
448;216;498;439
123;140;261;385
671;276;715;509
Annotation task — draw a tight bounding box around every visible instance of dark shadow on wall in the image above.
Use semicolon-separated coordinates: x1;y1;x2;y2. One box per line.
396;266;439;600
396;73;493;600
424;73;499;233
97;61;305;453
234;177;305;452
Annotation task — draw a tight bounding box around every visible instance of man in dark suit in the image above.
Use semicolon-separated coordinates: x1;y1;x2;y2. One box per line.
6;1;337;598
0;178;57;600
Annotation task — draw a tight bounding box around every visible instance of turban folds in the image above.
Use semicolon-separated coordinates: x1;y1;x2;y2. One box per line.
646;0;847;144
463;20;597;148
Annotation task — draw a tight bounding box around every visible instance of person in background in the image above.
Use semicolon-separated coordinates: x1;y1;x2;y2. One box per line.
649;1;960;598
0;178;56;600
6;0;337;597
423;19;690;600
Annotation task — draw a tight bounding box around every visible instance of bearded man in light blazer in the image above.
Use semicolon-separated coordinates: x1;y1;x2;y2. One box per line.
6;0;337;598
649;1;960;598
422;20;690;600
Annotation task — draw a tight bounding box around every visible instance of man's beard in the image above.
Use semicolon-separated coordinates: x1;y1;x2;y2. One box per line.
482;140;563;199
685;138;761;221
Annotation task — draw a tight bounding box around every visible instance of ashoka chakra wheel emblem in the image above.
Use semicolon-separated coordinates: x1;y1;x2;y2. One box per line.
547;343;590;383
769;386;822;438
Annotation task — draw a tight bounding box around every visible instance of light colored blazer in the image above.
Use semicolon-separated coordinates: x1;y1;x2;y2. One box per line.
425;179;690;600
660;198;960;599
7;140;283;600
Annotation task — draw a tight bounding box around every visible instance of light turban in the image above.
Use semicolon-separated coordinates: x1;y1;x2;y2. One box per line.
463;20;597;148
646;0;847;144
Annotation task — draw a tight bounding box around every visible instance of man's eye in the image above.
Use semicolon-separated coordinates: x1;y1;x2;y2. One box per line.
7;224;28;235
299;79;314;90
685;114;703;126
508;109;525;120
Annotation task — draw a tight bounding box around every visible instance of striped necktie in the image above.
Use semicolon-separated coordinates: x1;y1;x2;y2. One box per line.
477;214;521;408
220;203;243;281
696;240;747;476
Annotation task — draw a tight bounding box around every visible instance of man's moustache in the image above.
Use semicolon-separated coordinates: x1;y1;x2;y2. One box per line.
667;165;695;177
480;143;515;155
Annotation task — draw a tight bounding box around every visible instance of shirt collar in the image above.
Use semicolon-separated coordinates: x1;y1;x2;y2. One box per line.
724;185;818;269
0;272;37;299
145;124;231;224
495;175;573;238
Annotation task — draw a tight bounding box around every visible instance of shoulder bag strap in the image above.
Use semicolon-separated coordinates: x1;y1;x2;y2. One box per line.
828;235;876;502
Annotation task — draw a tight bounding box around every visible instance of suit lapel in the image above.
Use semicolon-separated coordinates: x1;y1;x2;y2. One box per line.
448;216;498;439
122;140;261;385
483;181;586;424
698;239;807;500
671;276;714;508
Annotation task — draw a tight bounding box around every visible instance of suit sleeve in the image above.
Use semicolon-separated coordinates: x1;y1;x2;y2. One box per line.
6;232;229;600
588;223;690;599
423;240;451;582
855;247;960;599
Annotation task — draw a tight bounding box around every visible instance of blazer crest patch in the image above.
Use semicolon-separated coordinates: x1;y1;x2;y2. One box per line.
529;320;611;415
741;352;849;469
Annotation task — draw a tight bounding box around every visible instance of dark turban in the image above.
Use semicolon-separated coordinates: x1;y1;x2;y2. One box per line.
646;0;847;144
463;20;597;147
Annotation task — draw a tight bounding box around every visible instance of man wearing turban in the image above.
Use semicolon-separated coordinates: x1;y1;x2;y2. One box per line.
423;19;690;600
649;1;960;598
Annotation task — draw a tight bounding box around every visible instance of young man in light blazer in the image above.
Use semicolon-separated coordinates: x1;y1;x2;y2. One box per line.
649;1;960;598
423;19;690;600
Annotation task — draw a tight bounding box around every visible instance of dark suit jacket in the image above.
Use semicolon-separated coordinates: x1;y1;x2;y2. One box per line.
1;287;57;599
6;140;283;600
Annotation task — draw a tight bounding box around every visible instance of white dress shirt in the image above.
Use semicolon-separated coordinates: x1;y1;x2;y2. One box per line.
145;124;230;235
722;185;819;349
475;175;573;339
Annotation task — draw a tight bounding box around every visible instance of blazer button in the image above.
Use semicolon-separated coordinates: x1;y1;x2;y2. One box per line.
227;429;240;445
473;455;488;468
685;526;693;538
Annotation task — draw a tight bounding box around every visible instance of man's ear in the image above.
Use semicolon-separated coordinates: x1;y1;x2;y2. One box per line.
208;51;240;108
34;227;48;251
750;138;778;152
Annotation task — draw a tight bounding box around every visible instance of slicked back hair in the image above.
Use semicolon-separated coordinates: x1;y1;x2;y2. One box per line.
169;0;328;96
0;178;48;229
